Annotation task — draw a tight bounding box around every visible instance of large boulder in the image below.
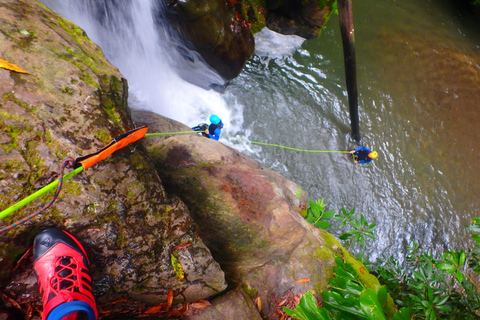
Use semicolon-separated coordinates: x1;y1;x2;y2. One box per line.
135;110;385;319
0;0;226;317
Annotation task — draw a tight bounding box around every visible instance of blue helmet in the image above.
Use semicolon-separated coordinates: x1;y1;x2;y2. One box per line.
210;114;221;125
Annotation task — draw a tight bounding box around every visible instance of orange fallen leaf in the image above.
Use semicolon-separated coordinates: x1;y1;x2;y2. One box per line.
277;298;287;307
190;300;212;309
0;58;29;74
296;278;311;283
167;289;174;308
144;305;163;314
255;293;262;311
0;293;21;310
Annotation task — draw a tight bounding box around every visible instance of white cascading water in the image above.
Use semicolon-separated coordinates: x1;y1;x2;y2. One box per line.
39;0;241;135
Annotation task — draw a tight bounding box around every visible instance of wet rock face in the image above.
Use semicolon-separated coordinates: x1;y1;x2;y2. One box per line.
162;0;335;80
266;0;336;39
0;0;226;315
164;0;256;80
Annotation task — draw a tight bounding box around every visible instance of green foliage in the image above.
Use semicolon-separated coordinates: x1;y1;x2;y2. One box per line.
283;291;331;320
284;256;409;320
304;199;335;230
375;219;480;319
298;199;480;319
304;200;376;253
335;208;376;251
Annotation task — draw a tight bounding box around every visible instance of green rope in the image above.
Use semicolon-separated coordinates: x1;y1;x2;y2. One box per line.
0;131;197;222
0;166;84;221
227;134;351;154
145;131;197;137
0;129;349;223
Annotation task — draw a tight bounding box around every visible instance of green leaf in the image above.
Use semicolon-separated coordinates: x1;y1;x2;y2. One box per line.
364;231;375;240
456;270;464;283
339;233;353;240
471;234;480;243
435;262;456;273
434;295;449;306
392;308;411;320
360;214;368;226
283;291;331;320
323;210;336;219
359;288;386;320
376;286;388;310
321;291;368;319
329;277;363;296
459;251;466;266
317;220;331;230
420;300;432;308
334;256;360;281
435;305;452;313
473;265;480;274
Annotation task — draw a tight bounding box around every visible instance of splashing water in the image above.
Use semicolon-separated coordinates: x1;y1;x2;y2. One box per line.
39;0;242;136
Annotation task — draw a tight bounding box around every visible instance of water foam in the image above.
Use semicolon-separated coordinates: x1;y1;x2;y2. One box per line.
39;0;244;136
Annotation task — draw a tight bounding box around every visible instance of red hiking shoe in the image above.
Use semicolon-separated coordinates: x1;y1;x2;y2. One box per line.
33;228;97;320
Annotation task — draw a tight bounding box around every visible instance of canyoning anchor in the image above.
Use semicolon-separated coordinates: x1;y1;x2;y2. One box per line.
349;146;378;164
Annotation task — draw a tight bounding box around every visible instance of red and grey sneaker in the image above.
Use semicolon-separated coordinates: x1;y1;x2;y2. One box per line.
33;228;98;320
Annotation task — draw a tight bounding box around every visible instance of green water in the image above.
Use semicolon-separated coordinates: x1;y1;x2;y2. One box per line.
224;0;480;260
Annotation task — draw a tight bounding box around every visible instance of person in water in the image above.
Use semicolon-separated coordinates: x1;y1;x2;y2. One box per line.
350;147;377;164
205;114;223;140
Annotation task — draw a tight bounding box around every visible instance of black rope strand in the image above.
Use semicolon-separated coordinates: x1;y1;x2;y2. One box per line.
0;157;74;233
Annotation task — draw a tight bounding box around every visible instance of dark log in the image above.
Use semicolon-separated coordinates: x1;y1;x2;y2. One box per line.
338;0;360;142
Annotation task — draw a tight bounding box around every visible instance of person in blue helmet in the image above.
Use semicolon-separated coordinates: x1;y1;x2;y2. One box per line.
205;115;223;140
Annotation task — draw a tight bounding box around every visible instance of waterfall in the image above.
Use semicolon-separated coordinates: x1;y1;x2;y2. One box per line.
39;0;240;131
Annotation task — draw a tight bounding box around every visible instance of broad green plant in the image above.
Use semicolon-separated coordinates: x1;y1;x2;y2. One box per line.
374;218;480;319
304;199;335;230
335;208;376;251
283;256;410;320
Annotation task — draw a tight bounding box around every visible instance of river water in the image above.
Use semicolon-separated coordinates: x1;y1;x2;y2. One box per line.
40;0;480;261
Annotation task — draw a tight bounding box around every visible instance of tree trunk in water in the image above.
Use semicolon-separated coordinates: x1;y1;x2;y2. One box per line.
338;0;360;142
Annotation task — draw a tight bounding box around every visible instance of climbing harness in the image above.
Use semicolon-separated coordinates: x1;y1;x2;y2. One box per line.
0;126;372;233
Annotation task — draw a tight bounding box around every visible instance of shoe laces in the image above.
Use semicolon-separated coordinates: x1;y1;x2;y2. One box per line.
48;256;81;302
